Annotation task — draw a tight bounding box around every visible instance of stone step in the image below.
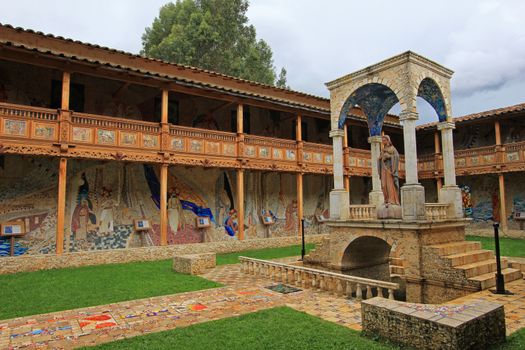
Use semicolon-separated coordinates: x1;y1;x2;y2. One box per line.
457;258;508;278
509;259;525;275
446;250;495;267
429;241;482;256
390;265;405;275
468;268;523;290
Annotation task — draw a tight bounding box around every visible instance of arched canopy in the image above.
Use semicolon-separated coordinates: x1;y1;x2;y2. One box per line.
417;78;448;122
338;83;399;136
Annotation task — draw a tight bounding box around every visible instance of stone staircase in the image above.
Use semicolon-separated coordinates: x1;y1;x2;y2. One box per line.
425;241;523;290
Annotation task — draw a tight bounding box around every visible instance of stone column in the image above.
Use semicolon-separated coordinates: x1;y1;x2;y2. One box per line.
368;135;384;206
399;111;426;220
437;121;463;218
329;129;349;220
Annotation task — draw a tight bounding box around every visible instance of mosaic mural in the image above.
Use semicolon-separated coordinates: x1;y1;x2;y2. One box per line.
0;155;330;256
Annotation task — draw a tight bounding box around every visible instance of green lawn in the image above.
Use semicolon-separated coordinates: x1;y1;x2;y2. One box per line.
81;307;525;350
0;243;314;320
81;307;401;350
216;243;315;265
466;235;525;257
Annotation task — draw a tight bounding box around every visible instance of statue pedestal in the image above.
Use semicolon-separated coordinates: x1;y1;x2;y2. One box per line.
377;204;402;219
439;185;463;219
400;184;426;221
369;190;385;207
329;189;349;220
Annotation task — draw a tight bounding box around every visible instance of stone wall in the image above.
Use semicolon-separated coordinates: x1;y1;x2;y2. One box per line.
0;234;327;275
362;297;506;350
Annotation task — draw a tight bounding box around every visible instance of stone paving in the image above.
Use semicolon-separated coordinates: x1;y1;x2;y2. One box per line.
0;258;523;349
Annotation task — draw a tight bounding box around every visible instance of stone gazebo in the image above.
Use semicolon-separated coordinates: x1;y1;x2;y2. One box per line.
326;51;462;222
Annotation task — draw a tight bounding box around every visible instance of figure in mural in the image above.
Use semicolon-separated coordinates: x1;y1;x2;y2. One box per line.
168;187;185;232
217;188;231;226
98;187;116;236
378;135;400;205
283;200;298;232
71;173;97;240
459;185;473;217
224;209;239;237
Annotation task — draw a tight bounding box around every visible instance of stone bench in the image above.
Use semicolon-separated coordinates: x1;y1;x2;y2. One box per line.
362;297;505;350
172;253;216;275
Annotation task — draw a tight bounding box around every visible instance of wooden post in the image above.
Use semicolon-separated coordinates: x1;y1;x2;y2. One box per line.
237;169;245;240
160;164;168;246
56;157;67;255
495;120;502;146
237;103;244;134
297;173;303;236
434;130;441;153
296;114;304;236
61;71;70;110
296;114;302;141
161;89;169;124
437;178;443;192
498;173;508;230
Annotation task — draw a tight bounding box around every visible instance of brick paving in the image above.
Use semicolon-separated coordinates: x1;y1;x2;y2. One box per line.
0;258;523;349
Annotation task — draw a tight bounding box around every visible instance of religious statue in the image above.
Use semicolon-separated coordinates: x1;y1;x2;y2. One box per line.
377;135;401;218
168;187;185;232
98;187;117;236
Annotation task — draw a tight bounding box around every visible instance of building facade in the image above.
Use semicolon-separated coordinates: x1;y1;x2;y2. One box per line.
0;25;523;257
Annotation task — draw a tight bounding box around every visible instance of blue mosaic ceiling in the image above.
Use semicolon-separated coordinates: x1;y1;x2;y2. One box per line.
418;78;447;122
338;83;399;136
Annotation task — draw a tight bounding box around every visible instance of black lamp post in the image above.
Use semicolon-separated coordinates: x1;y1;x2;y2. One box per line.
493;222;506;294
301;218;305;261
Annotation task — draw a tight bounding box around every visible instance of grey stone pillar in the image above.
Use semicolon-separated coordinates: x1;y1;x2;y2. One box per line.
399;111;426;221
368;135;385;206
438;121;463;218
329;129;349;220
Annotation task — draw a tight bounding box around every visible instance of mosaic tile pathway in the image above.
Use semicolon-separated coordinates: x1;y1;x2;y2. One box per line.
0;259;523;349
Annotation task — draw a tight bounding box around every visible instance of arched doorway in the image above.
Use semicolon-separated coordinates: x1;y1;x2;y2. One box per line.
341;236;392;281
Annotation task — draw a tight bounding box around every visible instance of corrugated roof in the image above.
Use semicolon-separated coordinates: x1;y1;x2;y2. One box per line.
0;23;330;114
417;102;525;131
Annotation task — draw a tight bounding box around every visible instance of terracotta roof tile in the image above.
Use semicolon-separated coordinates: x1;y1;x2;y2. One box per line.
417;102;525;131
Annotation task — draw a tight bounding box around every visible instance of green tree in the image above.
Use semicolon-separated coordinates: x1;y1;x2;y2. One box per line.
142;0;287;87
275;68;289;89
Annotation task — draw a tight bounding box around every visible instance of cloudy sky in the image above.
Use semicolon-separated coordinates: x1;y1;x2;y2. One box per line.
1;0;524;123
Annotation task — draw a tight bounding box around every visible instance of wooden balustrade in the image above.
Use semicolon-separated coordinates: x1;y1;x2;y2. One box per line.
239;256;398;300
0;102;58;121
3;102;525;178
349;205;377;220
425;203;449;221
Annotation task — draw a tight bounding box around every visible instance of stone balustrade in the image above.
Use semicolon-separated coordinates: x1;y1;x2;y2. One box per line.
239;256;398;300
425;203;449;221
348;205;377;220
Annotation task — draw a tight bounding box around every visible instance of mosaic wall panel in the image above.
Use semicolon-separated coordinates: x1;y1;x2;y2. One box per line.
120;132;138;147
142;134;159;148
33;123;56;140
171;137;185;151
97;129;116;145
3;119;27;136
72;127;92;143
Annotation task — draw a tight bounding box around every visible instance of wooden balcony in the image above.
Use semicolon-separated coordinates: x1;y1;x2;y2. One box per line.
2;102;524;177
0;102;333;174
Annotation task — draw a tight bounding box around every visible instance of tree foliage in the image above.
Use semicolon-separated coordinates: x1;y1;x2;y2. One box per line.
142;0;287;87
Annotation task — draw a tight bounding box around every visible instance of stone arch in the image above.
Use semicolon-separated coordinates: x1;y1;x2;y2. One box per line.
340;235;392;281
337;82;400;136
416;77;450;122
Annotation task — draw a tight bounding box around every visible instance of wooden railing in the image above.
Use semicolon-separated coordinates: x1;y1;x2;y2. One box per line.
244;134;297;161
0;102;60;141
425;203;449;221
349;205;376;220
70;112;161;150
239;256;399;300
169;125;237;156
303;142;333;165
3;102;525;177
